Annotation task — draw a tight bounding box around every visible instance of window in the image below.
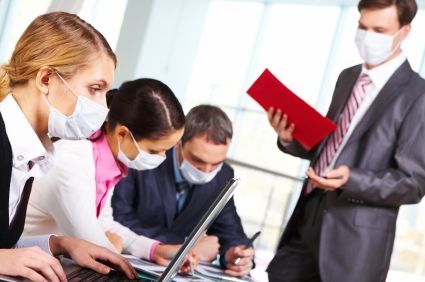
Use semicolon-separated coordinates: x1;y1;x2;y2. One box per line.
186;1;425;280
0;0;52;63
77;0;128;50
0;0;127;65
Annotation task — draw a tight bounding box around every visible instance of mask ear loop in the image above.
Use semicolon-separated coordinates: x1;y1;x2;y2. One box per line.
118;131;140;162
391;28;404;51
55;71;79;99
40;91;51;108
386;30;403;61
128;131;143;154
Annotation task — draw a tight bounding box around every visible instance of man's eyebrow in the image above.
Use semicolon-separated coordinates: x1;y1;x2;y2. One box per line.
189;151;225;165
189;152;207;163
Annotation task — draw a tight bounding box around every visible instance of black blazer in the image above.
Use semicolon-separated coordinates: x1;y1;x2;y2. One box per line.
0;112;24;248
112;149;250;257
269;60;425;282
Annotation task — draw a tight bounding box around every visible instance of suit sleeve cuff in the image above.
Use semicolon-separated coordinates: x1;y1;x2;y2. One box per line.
279;138;291;147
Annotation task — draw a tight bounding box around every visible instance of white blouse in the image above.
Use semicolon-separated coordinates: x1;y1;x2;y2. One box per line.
24;139;158;259
0;94;53;252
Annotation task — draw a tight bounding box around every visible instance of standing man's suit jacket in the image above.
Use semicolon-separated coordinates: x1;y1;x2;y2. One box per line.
274;60;425;282
112;149;250;257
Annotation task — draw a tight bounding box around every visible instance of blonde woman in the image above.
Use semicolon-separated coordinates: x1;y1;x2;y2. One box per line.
0;12;135;281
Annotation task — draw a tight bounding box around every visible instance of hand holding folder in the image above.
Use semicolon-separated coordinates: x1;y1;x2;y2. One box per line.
247;68;336;150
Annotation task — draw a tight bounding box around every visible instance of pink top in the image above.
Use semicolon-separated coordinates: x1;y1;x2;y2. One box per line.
91;131;128;217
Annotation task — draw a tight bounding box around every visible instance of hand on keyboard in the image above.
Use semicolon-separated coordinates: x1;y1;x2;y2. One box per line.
49;236;137;279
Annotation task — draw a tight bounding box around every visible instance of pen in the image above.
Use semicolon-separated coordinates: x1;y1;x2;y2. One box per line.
233;231;261;265
187;252;198;276
190;257;194;276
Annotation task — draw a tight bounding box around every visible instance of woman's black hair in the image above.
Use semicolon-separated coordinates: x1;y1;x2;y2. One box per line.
105;78;185;140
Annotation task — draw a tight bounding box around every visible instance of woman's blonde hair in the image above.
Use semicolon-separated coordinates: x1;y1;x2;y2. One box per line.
0;11;117;100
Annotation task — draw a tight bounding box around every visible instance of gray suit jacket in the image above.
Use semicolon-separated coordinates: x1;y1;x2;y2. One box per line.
271;60;425;282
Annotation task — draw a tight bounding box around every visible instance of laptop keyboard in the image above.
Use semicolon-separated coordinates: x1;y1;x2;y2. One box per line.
67;268;150;282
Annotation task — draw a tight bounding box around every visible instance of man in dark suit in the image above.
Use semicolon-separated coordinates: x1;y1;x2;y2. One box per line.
266;1;425;281
112;105;254;277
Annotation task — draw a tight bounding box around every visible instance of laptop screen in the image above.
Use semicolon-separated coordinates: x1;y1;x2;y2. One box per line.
158;178;240;281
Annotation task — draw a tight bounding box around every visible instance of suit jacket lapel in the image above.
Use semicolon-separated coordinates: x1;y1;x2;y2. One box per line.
345;60;412;147
327;66;362;122
156;150;178;228
312;66;362;163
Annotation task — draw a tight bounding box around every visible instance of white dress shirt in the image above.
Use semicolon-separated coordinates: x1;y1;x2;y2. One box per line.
326;52;407;172
0;94;54;252
24;139;158;259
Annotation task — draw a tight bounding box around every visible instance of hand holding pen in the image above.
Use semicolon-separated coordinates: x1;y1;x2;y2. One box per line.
233;231;261;265
180;252;199;275
224;231;261;277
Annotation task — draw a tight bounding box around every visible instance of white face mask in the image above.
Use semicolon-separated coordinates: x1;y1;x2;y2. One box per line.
355;28;402;66
117;132;166;170
42;73;109;140
180;158;223;185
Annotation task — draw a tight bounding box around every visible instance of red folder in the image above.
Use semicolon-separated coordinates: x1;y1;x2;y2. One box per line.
247;68;336;150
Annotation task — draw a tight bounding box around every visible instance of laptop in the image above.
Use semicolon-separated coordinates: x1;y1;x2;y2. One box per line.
0;178;241;282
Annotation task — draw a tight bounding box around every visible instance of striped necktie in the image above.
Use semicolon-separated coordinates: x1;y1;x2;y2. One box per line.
306;74;372;194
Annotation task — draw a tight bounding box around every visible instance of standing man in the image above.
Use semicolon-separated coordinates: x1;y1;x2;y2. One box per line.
267;1;425;281
112;105;255;277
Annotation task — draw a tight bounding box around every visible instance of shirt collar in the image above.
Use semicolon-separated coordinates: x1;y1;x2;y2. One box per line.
92;131;127;183
0;94;51;168
172;146;185;184
361;52;406;89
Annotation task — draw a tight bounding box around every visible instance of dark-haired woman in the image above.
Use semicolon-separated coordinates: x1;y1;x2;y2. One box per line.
24;78;188;266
